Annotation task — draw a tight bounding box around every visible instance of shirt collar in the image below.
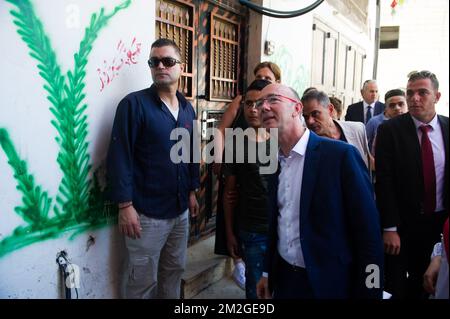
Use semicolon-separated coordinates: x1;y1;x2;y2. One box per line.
148;84;187;110
363;101;374;109
279;128;310;159
411;113;439;131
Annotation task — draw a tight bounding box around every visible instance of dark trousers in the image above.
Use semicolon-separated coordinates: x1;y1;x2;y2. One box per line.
239;230;268;299
273;254;314;299
384;211;447;299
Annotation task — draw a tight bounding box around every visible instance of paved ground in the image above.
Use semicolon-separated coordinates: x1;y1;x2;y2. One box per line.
192;275;245;299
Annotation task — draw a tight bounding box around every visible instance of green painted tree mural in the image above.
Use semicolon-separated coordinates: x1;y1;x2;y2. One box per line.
269;45;310;97
0;0;133;257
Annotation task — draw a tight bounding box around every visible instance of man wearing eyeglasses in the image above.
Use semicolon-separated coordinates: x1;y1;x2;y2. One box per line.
255;84;383;299
107;38;199;299
375;71;448;299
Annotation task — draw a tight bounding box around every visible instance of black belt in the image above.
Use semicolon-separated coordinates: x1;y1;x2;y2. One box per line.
279;255;306;273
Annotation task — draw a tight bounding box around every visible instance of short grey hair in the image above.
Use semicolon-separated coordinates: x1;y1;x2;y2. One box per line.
362;79;377;91
301;89;330;109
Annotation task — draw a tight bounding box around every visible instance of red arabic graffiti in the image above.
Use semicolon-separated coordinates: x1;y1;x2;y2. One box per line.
97;37;142;91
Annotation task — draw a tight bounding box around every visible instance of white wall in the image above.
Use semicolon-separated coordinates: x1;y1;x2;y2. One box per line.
377;0;449;116
0;0;154;298
259;0;377;95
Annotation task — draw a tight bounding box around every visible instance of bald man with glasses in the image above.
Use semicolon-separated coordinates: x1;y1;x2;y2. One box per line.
256;84;383;299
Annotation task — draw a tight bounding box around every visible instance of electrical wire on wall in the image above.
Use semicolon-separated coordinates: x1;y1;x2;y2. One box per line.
239;0;324;18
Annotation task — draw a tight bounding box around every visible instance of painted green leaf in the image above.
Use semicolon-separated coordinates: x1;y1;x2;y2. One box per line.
1;0;132;257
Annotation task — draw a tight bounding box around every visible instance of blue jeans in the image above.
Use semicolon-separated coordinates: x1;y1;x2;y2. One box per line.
239;230;268;299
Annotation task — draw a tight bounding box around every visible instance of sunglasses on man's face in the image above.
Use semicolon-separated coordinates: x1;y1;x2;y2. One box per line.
148;57;182;68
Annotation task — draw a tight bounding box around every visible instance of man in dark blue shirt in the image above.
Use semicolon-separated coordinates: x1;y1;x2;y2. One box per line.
107;38;199;299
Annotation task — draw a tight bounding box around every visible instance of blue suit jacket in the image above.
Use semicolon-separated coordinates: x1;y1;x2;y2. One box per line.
264;132;383;298
345;101;385;123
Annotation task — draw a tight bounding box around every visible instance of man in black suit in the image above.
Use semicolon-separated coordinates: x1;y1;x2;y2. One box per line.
375;70;449;299
345;80;385;124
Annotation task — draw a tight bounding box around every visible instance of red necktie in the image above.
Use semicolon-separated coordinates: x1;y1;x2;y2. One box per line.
419;125;436;214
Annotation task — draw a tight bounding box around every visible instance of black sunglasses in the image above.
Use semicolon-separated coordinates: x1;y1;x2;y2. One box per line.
148;57;182;68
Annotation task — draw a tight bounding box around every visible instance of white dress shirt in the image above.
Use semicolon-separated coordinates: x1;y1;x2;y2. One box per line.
277;128;310;268
411;114;445;213
363;101;375;123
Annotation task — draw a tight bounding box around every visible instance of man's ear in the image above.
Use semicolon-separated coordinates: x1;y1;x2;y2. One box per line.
327;103;335;116
180;62;185;73
294;101;303;116
434;91;441;103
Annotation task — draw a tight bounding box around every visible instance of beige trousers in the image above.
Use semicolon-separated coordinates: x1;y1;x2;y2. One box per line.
122;209;189;299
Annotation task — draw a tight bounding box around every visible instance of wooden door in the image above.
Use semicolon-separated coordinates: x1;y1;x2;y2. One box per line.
156;0;248;245
311;19;338;95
